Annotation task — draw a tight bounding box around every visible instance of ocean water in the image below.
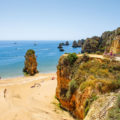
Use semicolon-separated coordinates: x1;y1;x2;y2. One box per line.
0;41;81;78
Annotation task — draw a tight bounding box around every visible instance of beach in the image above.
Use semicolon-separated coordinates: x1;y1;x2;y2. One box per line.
0;73;74;120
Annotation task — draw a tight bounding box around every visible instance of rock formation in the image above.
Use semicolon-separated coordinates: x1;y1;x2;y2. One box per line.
78;39;85;47
82;27;120;54
82;36;100;53
72;40;85;48
58;43;63;48
110;35;120;54
65;41;69;45
59;48;64;52
72;40;78;48
23;49;38;75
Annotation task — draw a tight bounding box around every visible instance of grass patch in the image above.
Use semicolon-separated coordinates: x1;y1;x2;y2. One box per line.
67;53;78;65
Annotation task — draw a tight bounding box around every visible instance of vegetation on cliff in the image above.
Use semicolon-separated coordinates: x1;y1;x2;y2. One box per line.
67;55;120;95
56;54;120;119
23;49;38;75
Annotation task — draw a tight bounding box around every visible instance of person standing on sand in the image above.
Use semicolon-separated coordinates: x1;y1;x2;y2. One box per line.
4;89;7;98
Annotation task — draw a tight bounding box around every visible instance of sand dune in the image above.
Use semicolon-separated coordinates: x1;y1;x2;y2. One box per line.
0;73;74;120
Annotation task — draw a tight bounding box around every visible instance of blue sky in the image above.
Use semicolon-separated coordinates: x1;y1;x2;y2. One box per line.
0;0;120;40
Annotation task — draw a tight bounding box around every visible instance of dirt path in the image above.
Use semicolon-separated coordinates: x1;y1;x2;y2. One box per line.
64;53;120;62
0;73;74;120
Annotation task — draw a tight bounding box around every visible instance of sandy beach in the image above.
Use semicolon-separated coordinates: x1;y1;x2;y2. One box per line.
0;73;74;120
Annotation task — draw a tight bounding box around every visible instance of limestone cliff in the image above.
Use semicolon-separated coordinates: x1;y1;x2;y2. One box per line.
110;35;120;54
56;53;120;120
82;27;120;54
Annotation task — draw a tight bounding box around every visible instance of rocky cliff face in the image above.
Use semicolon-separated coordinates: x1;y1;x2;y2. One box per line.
110;35;120;54
56;54;120;120
82;27;120;54
56;68;92;119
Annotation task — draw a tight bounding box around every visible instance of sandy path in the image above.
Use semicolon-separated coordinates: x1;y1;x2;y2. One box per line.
0;73;74;120
64;54;104;59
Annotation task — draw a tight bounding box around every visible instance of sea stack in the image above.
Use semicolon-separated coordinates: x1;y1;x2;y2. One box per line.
65;41;69;45
72;40;78;48
23;49;38;75
59;48;64;52
58;43;63;48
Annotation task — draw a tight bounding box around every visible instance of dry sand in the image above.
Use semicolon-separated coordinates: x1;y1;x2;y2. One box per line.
0;73;74;120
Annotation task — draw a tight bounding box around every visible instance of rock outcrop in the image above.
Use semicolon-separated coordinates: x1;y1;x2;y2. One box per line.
82;36;100;53
72;40;78;48
72;40;85;48
58;43;63;48
82;27;120;54
78;39;85;47
56;54;120;120
84;92;118;120
66;41;69;45
23;49;38;75
110;35;120;54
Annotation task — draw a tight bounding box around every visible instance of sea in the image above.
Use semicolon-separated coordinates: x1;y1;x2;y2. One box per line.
0;41;81;78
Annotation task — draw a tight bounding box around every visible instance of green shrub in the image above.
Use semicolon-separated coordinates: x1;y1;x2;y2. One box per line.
96;51;102;55
67;53;78;65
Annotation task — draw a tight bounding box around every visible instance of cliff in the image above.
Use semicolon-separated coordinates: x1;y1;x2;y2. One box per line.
56;53;120;120
82;27;120;54
110;35;120;54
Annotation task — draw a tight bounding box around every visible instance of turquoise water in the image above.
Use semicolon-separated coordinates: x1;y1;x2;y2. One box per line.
0;41;81;78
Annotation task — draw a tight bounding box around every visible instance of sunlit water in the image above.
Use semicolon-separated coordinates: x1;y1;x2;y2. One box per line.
0;41;81;78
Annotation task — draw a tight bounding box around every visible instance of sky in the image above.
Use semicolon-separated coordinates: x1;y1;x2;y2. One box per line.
0;0;120;40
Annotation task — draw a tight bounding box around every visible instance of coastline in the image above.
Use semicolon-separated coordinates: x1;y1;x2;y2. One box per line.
1;72;56;80
0;73;57;86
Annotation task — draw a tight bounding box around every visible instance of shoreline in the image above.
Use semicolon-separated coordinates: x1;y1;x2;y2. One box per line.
0;73;57;87
0;71;57;80
1;72;56;80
